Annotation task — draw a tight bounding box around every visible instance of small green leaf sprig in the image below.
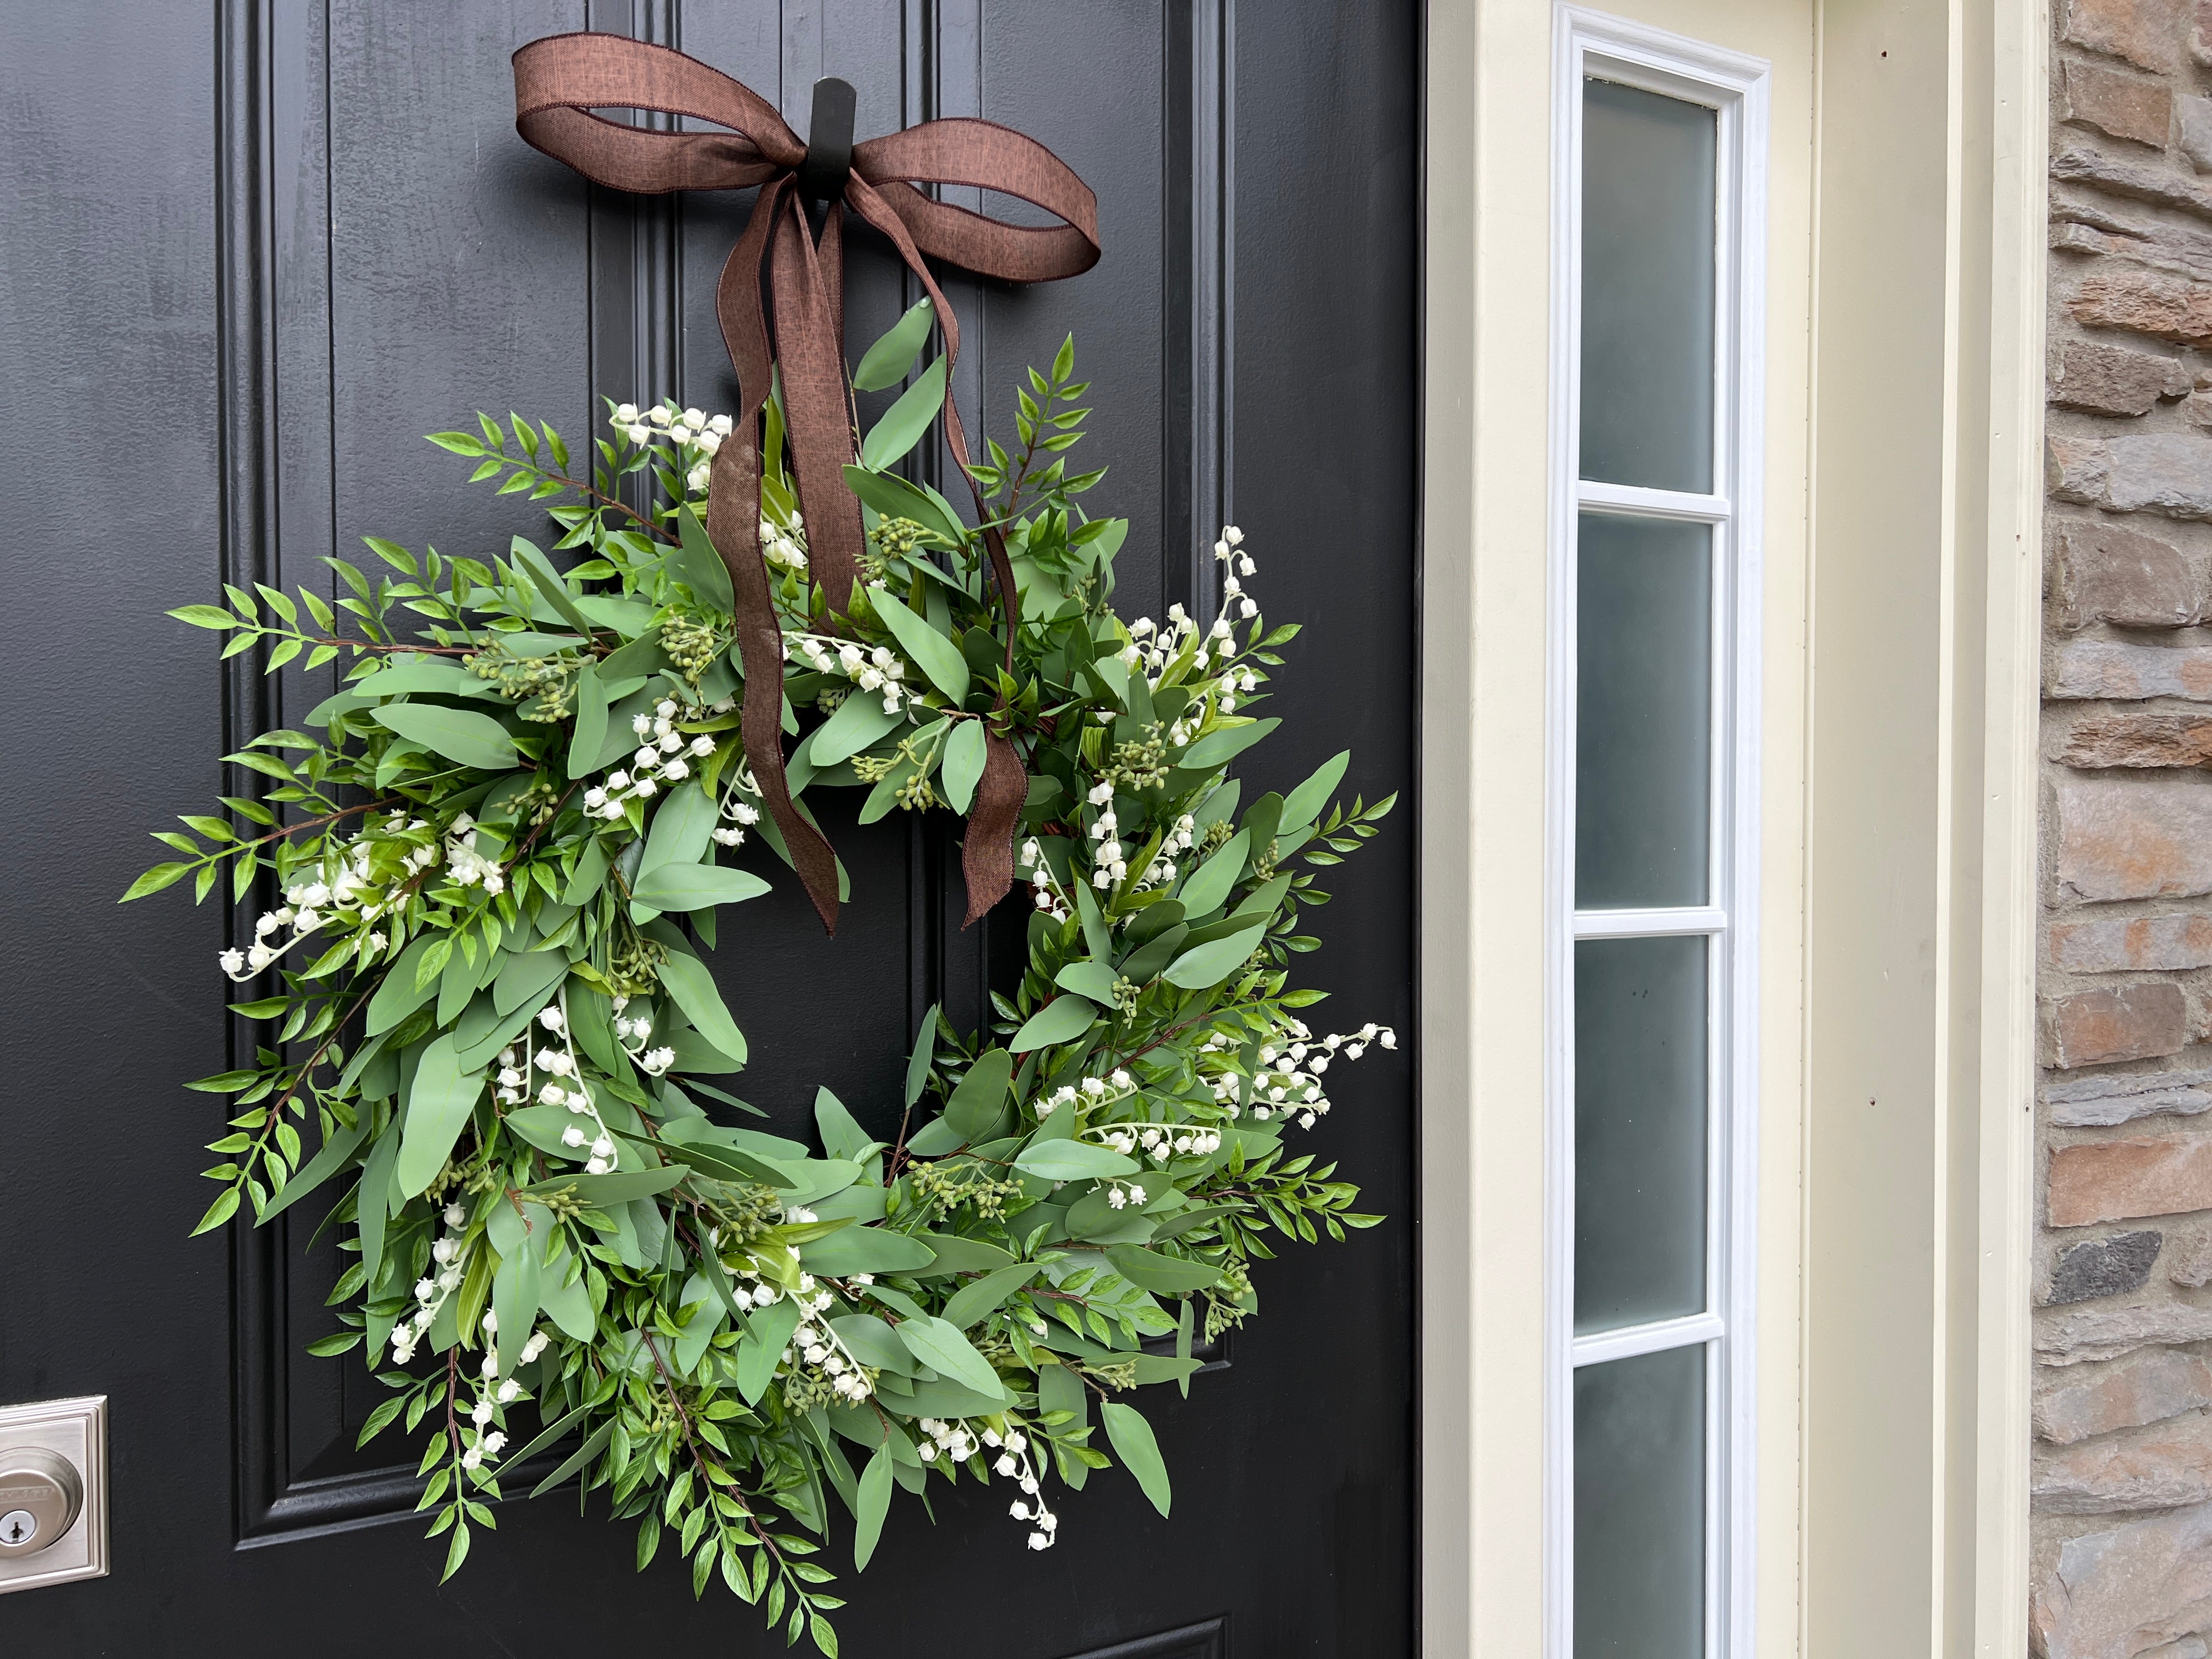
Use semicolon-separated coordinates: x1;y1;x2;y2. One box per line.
131;312;1395;1655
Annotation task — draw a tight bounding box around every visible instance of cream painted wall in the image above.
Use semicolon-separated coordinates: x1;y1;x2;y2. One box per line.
1421;2;2044;1655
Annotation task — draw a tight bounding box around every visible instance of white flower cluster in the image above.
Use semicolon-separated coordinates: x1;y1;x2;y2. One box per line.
724;1259;785;1311
1037;1070;1138;1115
710;787;760;849
912;1417;1059;1549
786;631;910;715
1103;1178;1149;1211
609;400;734;496
1117;602;1228;694
460;1308;553;1471
441;813;505;895
1110;528;1262;726
217;831;415;981
760;514;809;573
1020;836;1071;922
782;1274;871;1402
989;1425;1060;1551
1211;524;1259;618
1200;1019;1397;1130
1093;1120;1222;1165
390;1199;473;1366
609;992;674;1076
495;1001;627;1170
581;699;718;821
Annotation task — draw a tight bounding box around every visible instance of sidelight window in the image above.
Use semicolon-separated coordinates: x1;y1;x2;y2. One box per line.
1547;12;1769;1659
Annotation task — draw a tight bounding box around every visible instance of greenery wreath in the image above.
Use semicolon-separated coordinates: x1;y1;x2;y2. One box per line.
129;308;1395;1654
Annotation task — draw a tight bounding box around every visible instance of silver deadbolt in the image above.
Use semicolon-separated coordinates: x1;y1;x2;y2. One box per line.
0;1448;82;1557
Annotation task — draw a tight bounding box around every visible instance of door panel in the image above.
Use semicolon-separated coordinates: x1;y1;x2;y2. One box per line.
1;3;1417;1653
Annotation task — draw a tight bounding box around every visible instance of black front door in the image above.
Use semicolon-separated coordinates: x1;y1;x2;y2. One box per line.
2;4;1417;1654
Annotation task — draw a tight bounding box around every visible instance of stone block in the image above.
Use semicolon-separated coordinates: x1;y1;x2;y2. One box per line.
2053;985;2195;1069
2055;778;2212;902
2049;1068;2212;1128
2053;1231;2169;1304
2051;1130;2212;1226
2035;1410;2212;1513
2064;0;2191;74
2190;95;2212;170
2053;435;2118;505
2055;198;2212;281
2078;268;2212;347
2051;519;2199;628
2057;145;2212;222
2117;435;2212;517
2041;1300;2212;1364
2142;1638;2211;1659
2050;642;2212;701
2054;340;2197;414
2046;433;2212;518
2062;713;2212;769
2176;1231;2212;1286
2038;1347;2212;1443
2050;916;2212;974
2067;57;2178;146
2031;1500;2212;1658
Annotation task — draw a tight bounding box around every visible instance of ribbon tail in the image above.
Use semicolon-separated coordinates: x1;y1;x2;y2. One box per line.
961;728;1028;928
709;425;842;934
770;194;866;613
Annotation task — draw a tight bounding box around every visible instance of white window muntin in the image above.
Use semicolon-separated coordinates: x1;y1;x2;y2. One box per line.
1545;10;1769;1659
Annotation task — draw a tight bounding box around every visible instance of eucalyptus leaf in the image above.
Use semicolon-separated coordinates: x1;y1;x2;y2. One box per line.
942;1047;1011;1141
1176;828;1250;917
852;297;934;391
396;1036;483;1199
867;586;969;703
1279;748;1352;833
371;704;521;772
853;1447;893;1572
1101;1401;1172;1516
1012;1139;1139;1181
942;719;987;814
629;864;771;912
809;692;904;766
1178;717;1280;771
938;1261;1041;1329
673;506;735;613
895;1316;1010;1402
1011;994;1097;1052
657;951;748;1065
1161;922;1269;990
859;354;946;469
1053;960;1122;1003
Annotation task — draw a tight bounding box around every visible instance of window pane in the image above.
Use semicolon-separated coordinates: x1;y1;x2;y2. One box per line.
1575;934;1708;1333
1576;514;1712;909
1575;1344;1706;1659
1580;78;1717;493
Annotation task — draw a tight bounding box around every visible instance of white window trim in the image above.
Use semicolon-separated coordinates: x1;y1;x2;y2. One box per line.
1545;12;1770;1658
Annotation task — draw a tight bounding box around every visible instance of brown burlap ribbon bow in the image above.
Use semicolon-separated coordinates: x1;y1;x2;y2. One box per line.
512;33;1101;932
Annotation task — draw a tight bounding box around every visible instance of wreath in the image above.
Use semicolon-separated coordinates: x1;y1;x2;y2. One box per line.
126;35;1396;1658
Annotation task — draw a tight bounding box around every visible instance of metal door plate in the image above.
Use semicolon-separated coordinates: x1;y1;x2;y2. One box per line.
0;1397;107;1595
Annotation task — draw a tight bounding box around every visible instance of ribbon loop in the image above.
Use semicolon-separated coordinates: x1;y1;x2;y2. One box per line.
514;31;1102;934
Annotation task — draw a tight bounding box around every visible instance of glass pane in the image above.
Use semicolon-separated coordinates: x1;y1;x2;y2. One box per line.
1580;77;1717;492
1575;1344;1706;1659
1576;514;1711;909
1575;935;1708;1333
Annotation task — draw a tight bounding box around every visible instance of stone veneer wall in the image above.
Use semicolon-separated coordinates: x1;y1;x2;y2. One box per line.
2036;5;2212;1656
